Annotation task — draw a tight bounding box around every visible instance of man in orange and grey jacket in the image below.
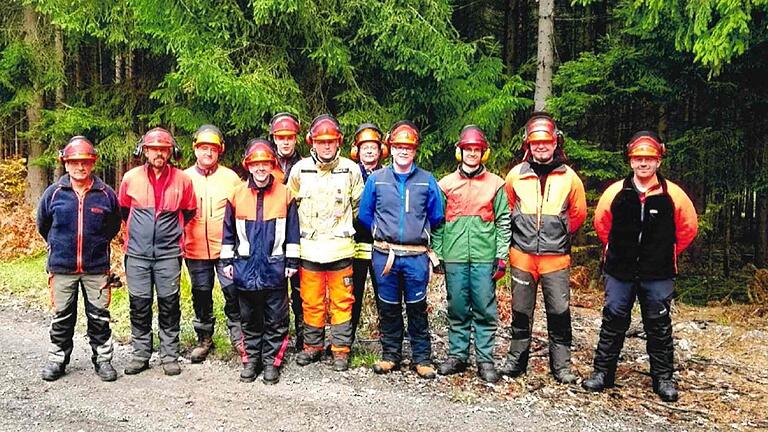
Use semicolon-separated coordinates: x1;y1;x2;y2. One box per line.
501;112;586;383
268;112;305;350
583;131;697;402
184;124;244;363
119;127;196;376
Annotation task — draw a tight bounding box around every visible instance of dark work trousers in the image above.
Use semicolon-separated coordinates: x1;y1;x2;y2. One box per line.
592;275;675;379
372;251;432;366
125;256;182;364
185;258;242;348
288;271;303;350
351;257;379;344
48;273;113;365
238;288;290;367
507;267;572;374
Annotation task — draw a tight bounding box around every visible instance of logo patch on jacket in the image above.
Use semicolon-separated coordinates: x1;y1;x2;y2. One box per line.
343;276;353;286
90;207;104;214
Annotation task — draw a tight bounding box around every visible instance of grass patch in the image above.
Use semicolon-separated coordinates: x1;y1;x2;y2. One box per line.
350;344;380;368
0;253;238;361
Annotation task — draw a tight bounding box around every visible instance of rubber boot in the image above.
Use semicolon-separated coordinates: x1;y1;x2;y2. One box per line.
263;365;280;384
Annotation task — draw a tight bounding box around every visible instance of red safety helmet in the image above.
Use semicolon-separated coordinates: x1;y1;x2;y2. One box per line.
306;114;342;146
59;136;98;162
523;113;562;145
192;124;225;152
386;121;419;147
270;113;300;138
142;127;175;148
242;138;277;168
455;125;490;163
627;131;666;159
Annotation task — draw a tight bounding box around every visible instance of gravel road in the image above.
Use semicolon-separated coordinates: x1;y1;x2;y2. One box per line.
0;295;683;432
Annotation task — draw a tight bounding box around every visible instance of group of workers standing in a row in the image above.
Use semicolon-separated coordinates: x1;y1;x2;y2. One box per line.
35;111;697;403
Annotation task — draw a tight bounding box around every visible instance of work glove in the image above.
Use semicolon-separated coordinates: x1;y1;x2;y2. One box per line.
433;260;445;275
491;258;506;281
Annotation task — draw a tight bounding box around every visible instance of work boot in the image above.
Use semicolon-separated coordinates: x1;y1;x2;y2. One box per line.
582;371;615;392
415;364;437;380
124;358;149;375
372;360;400;375
332;352;349;372
553;367;579;384
41;361;65;382
190;335;214;364
653;378;679;402
498;358;526;378
94;361;117;382
295;348;323;366
438;357;467;376
162;360;181;376
240;362;262;382
262;365;280;385
477;362;500;383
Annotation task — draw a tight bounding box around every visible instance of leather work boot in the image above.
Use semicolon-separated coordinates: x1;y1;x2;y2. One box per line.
415;364;437;380
653;378;679;402
553;367;579;384
124;358;150;375
162;360;181;376
295;348;323;366
190;335;214;363
240;362;262;382
438;357;467;376
332;352;349;372
262;365;280;385
372;360;400;375
498;359;526;378
582;371;615;392
41;361;66;382
94;361;117;382
477;362;500;383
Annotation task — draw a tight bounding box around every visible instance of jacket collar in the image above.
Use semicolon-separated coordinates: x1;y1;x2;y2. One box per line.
193;163;219;176
57;174;106;191
518;161;567;178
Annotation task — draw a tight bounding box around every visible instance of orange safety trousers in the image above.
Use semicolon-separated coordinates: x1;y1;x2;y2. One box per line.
299;265;354;353
508;247;571;281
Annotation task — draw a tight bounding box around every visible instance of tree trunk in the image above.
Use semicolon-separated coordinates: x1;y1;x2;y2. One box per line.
534;0;555;111
503;0;519;73
723;200;731;278
757;193;768;268
53;27;65;181
22;6;47;206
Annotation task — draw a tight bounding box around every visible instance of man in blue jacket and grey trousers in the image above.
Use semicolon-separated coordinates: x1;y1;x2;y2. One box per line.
358;121;444;379
36;136;122;382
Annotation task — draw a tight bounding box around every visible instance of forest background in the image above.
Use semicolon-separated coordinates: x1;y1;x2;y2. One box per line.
1;0;768;306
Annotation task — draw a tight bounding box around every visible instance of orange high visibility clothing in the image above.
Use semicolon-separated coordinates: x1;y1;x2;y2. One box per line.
183;165;243;260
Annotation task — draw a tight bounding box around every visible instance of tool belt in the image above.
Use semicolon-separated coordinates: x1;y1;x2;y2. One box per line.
373;240;440;275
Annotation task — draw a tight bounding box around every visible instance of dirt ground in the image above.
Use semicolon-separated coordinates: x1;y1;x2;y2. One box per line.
3;274;768;432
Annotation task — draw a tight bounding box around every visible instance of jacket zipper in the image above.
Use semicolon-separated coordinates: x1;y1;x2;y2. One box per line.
203;174;211;260
76;191;85;273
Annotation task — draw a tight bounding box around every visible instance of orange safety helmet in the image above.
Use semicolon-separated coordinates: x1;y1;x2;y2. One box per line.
455;125;490;163
351;123;388;161
192;124;225;152
59;136;98;162
626;131;666;159
306;114;343;146
386;120;420;147
523;112;563;145
242;138;277;168
269;113;300;138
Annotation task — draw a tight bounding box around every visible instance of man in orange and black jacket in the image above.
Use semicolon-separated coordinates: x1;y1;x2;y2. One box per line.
583;131;697;402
